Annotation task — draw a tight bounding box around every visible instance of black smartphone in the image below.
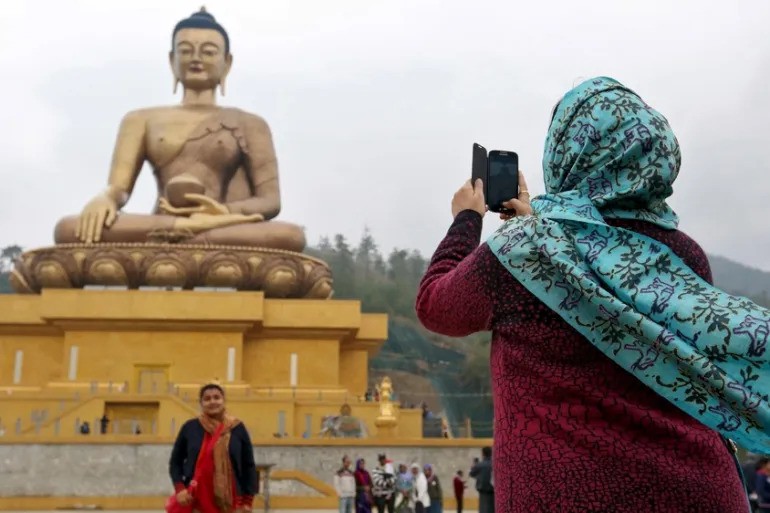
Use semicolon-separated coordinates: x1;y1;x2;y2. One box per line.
486;150;519;213
472;143;487;186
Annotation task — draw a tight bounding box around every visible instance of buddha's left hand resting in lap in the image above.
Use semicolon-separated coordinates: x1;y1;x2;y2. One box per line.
54;8;305;252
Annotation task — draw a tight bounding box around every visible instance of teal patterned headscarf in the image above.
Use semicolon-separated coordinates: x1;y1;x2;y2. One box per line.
487;77;770;452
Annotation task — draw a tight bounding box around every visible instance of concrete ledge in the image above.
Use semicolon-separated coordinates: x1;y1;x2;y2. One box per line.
0;496;479;511
0;444;487;510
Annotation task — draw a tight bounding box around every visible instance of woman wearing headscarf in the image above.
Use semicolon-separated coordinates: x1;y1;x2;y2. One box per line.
394;464;414;513
423;464;443;513
354;458;374;513
410;464;430;513
169;383;258;513
416;77;767;512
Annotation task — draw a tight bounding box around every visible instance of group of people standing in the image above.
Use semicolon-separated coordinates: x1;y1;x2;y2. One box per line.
334;453;443;513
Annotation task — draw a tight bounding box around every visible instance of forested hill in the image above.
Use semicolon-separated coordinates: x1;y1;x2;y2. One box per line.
1;239;769;436
306;233;770;436
709;255;770;301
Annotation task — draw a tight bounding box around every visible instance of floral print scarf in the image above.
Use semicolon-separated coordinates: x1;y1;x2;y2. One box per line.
487;77;770;452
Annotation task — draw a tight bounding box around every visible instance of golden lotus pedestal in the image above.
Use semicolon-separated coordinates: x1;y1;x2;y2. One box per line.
10;243;333;299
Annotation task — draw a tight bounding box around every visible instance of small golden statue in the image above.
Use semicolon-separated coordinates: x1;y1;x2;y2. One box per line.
374;376;397;438
12;8;332;298
378;376;395;419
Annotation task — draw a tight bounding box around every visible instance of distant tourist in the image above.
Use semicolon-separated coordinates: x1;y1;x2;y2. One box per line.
452;471;466;513
372;453;396;513
394;464;414;513
334;455;356;513
169;383;258;513
409;463;430;513
756;458;770;512
469;448;493;513
79;421;90;435
744;455;761;510
424;464;443;513
99;414;109;434
354;458;374;513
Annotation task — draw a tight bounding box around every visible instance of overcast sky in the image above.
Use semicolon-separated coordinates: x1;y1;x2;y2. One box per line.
1;0;769;270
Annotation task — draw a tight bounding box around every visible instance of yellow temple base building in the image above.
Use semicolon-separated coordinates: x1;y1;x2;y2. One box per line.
0;289;490;512
0;288;422;440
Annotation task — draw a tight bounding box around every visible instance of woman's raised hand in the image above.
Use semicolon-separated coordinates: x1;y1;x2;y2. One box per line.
500;170;533;221
451;179;486;218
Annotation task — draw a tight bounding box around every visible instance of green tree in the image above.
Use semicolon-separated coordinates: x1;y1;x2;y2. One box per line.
355;227;378;280
0;245;23;293
460;334;492;393
0;245;22;272
311;229;494;432
329;234;356;298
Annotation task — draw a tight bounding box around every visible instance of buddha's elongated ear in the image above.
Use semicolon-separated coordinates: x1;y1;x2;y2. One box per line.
219;54;233;96
169;51;180;94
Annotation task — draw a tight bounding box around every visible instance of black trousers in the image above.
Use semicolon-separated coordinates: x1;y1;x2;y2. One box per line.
374;495;395;513
415;502;425;513
455;496;463;513
479;492;494;513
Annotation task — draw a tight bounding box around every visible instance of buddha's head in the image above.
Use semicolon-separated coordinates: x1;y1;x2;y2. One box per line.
170;7;232;94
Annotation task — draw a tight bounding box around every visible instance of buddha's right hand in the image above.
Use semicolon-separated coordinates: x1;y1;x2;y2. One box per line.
76;194;118;243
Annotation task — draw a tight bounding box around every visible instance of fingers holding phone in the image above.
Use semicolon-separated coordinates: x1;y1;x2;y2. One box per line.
500;170;533;221
452;179;486;218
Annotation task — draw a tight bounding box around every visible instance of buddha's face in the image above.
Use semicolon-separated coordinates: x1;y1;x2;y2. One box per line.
170;28;232;92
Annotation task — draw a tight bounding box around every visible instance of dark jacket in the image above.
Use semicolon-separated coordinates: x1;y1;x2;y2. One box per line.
169;418;259;497
469;458;493;495
427;475;443;502
743;462;757;495
756;469;770;506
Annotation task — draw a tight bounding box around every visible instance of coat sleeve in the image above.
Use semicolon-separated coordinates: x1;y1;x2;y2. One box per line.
237;425;259;502
416;210;496;337
169;421;188;492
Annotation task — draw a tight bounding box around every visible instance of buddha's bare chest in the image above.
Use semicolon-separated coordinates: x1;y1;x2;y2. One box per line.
144;110;237;168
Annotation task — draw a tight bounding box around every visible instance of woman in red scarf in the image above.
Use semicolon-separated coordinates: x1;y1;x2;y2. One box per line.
354;458;373;513
169;384;258;513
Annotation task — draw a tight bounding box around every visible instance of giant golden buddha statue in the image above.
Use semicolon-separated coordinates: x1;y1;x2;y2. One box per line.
12;9;332;298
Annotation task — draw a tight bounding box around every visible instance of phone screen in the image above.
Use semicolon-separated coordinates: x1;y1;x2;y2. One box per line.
487;151;519;213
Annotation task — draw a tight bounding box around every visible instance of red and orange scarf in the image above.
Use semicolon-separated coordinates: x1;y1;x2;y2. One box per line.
198;413;241;513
